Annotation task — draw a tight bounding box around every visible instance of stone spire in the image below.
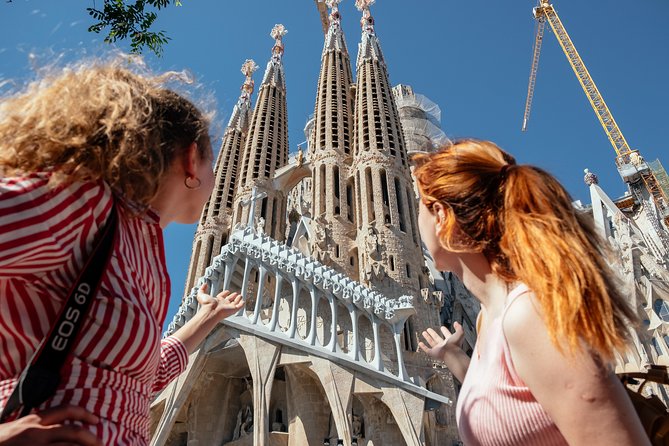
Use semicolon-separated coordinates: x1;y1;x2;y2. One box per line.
352;0;438;344
233;25;290;241
226;59;259;131
308;0;357;275
182;60;258;298
261;24;288;89
355;0;385;68
323;0;348;52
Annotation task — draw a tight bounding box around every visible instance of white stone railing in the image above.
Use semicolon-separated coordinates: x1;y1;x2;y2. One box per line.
165;226;443;398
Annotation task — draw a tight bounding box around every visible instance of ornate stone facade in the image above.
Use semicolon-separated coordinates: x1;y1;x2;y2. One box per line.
153;2;461;445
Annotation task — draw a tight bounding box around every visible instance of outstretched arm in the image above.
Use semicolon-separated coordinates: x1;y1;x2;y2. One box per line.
171;284;244;354
418;322;471;383
153;285;244;392
503;294;650;446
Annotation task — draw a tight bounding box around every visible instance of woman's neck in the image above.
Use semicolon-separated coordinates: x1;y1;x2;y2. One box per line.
451;252;510;314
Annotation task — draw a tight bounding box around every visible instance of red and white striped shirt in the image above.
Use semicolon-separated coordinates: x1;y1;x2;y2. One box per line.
0;172;189;445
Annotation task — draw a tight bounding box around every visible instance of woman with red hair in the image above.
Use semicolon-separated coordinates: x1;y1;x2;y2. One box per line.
415;139;648;445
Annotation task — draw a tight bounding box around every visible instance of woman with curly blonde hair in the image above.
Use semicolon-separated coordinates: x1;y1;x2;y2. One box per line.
415;139;648;445
0;59;243;445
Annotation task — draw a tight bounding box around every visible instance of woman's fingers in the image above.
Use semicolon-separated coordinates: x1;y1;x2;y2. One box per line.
215;289;234;301
43;424;102;446
38;405;99;426
425;327;446;345
440;325;455;339
0;405;102;446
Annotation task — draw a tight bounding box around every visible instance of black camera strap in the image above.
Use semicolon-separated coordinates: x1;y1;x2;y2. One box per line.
0;204;118;422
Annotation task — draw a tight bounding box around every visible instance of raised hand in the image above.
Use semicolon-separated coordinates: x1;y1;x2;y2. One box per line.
418;322;465;362
196;283;244;322
0;405;102;446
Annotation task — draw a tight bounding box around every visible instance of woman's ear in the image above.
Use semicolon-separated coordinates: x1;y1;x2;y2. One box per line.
432;202;446;228
183;142;199;178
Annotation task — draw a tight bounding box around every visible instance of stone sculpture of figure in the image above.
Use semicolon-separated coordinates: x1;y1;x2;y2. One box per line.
233;405;254;440
421;288;430;303
310;214;329;262
351;415;363;438
363;226;384;282
255;216;265;234
296;147;304;167
241;405;253;436
233;408;243;440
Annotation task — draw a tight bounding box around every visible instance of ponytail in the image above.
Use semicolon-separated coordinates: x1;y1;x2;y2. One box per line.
413;139;636;360
500;165;635;359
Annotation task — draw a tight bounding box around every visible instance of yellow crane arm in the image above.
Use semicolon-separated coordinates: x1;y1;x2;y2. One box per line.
522;15;546;132
529;1;669;231
536;2;632;157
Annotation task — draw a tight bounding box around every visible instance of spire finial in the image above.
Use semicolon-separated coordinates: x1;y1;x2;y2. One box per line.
270;24;288;60
326;0;342;27
240;59;259;97
355;0;375;33
584;168;599;186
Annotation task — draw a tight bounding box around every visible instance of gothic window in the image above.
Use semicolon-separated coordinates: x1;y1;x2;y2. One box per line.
365;168;375;223
333;165;340;216
406;186;419;244
261;197;268;220
380;170;390;225
403;317;416;351
204;235;215;271
652;337;664;357
395;177;406;232
356;171;363;228
320;164;327;215
654;299;669;322
346;180;354;223
271;198;278;237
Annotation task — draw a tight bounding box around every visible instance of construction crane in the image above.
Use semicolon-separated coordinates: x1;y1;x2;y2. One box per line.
521;0;669;248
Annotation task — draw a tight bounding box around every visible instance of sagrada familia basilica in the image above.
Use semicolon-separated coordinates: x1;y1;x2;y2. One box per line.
149;1;669;445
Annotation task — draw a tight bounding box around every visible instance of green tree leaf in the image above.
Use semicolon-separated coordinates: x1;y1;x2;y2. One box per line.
87;0;181;56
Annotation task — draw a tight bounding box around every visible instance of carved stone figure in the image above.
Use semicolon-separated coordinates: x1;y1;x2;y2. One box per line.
352;414;363;438
296;147;304;167
310;214;330;262
363;226;384;281
256;216;265;234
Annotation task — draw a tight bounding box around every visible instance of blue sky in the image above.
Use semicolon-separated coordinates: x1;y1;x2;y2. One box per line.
2;1;668;328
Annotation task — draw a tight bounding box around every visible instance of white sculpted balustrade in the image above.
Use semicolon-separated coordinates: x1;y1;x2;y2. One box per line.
165;224;450;405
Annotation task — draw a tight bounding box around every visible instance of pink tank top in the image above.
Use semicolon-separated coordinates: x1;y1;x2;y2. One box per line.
455;284;568;445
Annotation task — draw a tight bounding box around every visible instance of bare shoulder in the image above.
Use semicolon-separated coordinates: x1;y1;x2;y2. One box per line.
502;290;649;445
501;290;547;351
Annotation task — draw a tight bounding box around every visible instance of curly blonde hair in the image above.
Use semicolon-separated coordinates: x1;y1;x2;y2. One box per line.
0;57;212;214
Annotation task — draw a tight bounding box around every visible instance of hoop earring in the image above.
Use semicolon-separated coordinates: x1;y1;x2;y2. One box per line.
184;176;202;190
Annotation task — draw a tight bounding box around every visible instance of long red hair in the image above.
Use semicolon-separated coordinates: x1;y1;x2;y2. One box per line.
413;139;636;360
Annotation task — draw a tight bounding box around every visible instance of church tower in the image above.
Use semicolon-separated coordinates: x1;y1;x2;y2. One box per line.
233;25;289;240
182;60;258;297
309;0;357;276
352;0;439;338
